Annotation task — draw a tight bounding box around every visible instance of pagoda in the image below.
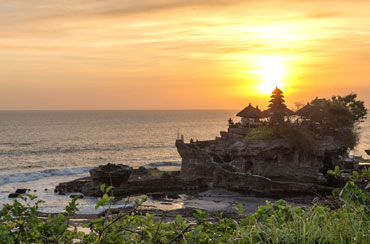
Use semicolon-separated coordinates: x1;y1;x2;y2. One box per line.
265;86;290;124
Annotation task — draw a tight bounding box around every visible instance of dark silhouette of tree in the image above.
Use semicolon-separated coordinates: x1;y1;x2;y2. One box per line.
268;87;287;124
311;93;367;128
331;94;367;123
309;93;367;149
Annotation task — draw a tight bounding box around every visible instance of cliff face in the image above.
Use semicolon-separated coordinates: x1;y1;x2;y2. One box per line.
176;136;348;196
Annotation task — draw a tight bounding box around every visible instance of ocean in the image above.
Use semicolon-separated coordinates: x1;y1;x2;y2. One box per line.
0;110;369;213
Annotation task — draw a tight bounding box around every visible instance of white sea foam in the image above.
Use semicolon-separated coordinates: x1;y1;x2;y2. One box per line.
0;167;93;186
40;203;136;214
145;161;182;167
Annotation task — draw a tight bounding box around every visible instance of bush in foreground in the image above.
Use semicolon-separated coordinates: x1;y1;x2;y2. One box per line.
1;171;369;243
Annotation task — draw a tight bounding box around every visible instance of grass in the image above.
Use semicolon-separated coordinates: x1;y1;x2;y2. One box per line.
245;126;274;140
239;202;370;243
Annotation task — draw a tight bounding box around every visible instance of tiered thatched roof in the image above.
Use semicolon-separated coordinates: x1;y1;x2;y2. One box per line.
236;103;263;119
238;87;295;120
262;107;294;117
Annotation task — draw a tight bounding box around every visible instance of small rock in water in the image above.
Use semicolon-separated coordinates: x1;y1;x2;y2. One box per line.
8;193;20;198
70;194;84;199
15;189;27;194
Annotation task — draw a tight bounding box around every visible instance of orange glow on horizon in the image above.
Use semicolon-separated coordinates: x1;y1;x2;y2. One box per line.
0;1;369;110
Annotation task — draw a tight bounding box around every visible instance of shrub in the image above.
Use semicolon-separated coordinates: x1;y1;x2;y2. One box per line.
0;194;80;244
328;166;370;209
1;180;370;243
274;124;315;155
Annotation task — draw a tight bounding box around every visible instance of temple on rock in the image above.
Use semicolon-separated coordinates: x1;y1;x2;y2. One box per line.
234;86;293;128
176;87;360;196
54;87;364;199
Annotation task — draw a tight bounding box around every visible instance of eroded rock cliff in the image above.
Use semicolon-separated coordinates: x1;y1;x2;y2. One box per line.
176;135;349;196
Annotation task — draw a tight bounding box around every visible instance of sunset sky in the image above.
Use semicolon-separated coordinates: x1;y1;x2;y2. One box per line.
1;0;370;110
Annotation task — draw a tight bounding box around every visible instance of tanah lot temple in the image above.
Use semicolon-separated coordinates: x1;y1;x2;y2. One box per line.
174;86;362;197
54;86;365;198
222;86;344;141
230;86;294;129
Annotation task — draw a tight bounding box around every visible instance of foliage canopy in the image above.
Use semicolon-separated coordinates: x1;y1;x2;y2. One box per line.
310;93;367;128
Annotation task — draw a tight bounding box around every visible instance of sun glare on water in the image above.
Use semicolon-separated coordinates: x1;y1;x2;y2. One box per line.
256;56;285;94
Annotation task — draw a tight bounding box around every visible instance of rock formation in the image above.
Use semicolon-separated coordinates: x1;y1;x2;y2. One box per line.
56;129;356;198
8;189;30;198
176;131;352;196
55;166;207;197
89;163;132;187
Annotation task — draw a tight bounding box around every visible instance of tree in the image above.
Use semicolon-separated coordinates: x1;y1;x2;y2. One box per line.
268;87;287;124
310;98;353;129
309;93;367;149
331;93;367;123
311;93;367;128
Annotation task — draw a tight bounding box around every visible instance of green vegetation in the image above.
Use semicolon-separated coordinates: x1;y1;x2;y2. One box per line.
308;93;367;150
331;94;367;123
1;167;369;243
310;94;367;129
245;126;274;140
327;166;370;209
274;123;315;154
267;93;367;151
256;91;367;152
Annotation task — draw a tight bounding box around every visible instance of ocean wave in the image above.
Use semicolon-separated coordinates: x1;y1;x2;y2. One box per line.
0;164;43;172
145;161;182;167
0;142;34;147
0;147;121;156
0;144;173;156
0;167;93;186
0;142;13;146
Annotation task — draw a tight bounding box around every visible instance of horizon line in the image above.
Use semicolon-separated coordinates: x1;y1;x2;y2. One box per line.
0;108;241;112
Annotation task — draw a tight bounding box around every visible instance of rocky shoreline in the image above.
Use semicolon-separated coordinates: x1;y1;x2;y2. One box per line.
54;164;207;197
35;115;366;218
50;135;361;214
53;137;354;200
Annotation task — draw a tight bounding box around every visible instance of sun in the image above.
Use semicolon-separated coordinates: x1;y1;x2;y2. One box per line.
256;56;285;94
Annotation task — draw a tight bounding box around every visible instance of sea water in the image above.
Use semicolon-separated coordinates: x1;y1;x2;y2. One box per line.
0;110;238;213
0;110;369;213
